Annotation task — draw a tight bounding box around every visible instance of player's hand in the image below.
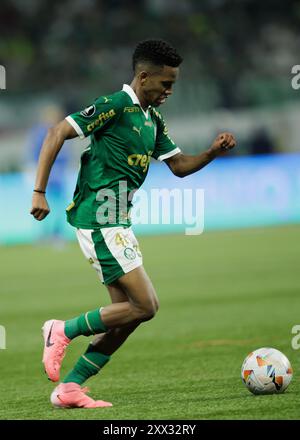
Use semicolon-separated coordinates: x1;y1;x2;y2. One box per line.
30;193;50;221
210;132;236;156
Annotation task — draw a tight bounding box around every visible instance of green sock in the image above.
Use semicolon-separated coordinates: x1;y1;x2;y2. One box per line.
62;344;111;385
64;308;107;339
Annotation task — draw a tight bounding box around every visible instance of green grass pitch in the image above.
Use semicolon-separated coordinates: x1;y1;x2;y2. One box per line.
0;225;300;420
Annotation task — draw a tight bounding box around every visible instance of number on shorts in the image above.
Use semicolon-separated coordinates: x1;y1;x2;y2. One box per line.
115;232;129;247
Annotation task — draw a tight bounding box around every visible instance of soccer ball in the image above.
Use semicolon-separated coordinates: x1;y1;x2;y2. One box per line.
241;347;293;395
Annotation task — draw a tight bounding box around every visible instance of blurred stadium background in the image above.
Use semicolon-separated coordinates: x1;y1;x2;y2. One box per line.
1;0;300;420
0;0;300;243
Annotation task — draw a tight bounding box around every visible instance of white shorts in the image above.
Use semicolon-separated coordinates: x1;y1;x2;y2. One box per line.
76;226;143;285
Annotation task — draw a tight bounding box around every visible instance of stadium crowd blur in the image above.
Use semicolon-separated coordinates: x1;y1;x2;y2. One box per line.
0;0;300;172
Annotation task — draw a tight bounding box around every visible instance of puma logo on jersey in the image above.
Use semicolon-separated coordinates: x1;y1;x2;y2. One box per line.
133;126;142;136
103;97;112;103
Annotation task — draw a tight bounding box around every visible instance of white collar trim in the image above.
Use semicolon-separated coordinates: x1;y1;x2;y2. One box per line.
122;84;149;118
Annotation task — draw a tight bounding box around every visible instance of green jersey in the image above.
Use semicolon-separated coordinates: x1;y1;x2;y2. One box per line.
65;84;180;229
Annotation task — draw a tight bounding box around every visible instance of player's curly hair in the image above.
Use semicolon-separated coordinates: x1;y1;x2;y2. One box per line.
132;39;183;71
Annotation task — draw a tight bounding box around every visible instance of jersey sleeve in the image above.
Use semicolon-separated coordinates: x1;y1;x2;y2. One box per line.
65;95;119;139
152;110;181;161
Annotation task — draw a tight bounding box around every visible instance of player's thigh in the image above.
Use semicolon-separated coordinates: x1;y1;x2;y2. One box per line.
75;227;158;312
76;226;144;286
106;282;128;304
115;266;159;314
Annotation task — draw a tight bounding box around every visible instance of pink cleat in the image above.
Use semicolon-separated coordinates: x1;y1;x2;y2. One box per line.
42;319;71;382
50;382;113;408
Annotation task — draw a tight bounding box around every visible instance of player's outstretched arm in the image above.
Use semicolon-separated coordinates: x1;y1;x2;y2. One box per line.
30;119;78;221
165;132;236;178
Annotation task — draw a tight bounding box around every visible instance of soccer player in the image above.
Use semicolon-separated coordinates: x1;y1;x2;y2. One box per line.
30;39;236;408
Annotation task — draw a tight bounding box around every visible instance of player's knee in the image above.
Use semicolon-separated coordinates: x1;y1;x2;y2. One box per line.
133;301;158;322
145;294;159;320
147;294;159;319
153;297;160;313
146;301;159;320
141;306;156;322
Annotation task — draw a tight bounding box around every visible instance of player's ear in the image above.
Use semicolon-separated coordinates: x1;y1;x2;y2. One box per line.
139;71;149;86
